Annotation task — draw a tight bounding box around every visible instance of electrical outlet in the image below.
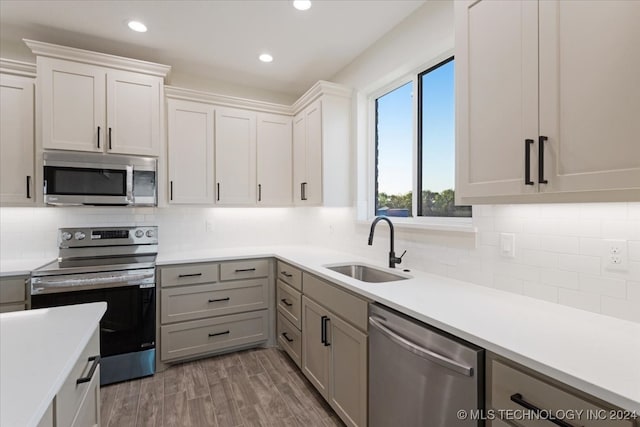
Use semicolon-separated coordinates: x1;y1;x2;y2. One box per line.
604;239;627;271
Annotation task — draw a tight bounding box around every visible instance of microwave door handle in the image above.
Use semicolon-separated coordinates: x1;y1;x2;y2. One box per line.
126;165;134;203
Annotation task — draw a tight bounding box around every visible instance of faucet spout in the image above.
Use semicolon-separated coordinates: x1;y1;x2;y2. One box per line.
368;216;404;268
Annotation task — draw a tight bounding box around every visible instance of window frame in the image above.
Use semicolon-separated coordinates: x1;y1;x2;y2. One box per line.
365;51;474;231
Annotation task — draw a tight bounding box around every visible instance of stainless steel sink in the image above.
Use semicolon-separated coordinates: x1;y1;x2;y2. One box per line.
325;264;410;283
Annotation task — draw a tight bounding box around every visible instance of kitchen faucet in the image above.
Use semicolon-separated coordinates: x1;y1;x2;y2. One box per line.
368;216;406;268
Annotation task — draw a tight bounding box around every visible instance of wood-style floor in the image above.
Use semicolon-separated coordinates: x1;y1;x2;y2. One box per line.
100;347;344;427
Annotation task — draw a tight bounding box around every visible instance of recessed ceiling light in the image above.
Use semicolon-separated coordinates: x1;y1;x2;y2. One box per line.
259;53;273;63
293;0;312;11
127;20;147;33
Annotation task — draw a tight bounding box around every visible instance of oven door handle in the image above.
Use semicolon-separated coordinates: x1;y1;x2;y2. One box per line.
31;271;155;294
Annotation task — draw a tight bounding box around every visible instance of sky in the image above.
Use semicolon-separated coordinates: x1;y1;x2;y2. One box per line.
376;60;455;195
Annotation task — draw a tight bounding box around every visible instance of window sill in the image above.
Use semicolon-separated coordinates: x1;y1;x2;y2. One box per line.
357;217;476;235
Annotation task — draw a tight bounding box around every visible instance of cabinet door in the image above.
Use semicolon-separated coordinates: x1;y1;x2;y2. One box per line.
39;57;105;152
215;107;256;205
256;113;292;205
0;74;34;205
301;296;330;399
328;314;367;427
539;0;640;194
167;99;214;204
292;111;306;204
304;100;323;205
455;0;539;202
106;70;161;156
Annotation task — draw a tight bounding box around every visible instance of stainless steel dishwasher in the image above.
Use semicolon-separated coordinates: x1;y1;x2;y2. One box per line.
369;303;484;426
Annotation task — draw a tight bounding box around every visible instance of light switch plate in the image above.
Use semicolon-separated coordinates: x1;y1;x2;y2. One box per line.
500;233;516;258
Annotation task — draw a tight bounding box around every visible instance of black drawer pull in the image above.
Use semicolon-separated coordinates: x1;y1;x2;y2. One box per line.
235;268;256;273
538;135;548;184
280;271;293;278
76;355;100;385
108;127;112;150
281;298;293;307
525;139;534;185
26;176;31;199
97;126;100;148
208;330;230;338
510;393;575;427
282;332;294;342
208;297;230;303
178;273;202;278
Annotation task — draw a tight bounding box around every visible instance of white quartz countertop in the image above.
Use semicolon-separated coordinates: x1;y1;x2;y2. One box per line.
0;302;106;427
158;245;640;412
0;258;50;277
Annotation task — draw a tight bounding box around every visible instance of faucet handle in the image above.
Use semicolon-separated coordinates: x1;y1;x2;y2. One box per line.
398;250;407;260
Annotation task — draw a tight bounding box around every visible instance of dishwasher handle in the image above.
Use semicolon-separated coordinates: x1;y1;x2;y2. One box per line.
369;316;473;377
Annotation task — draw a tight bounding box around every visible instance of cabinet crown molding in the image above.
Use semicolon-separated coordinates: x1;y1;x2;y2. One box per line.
0;58;36;78
292;80;353;114
23;39;171;79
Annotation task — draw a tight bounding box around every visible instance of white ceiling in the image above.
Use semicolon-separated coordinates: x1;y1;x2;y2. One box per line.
0;0;425;100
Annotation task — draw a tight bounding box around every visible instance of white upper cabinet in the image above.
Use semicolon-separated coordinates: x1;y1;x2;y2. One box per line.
28;40;169;157
106;70;161;156
257;113;292;206
167;99;214;204
292;84;351;207
0;74;35;205
455;0;640;203
215;107;257;205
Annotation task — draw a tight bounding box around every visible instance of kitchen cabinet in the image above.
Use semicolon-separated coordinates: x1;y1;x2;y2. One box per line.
276;262;303;368
301;273;368;427
488;355;635;427
0;74;34;205
292;82;352;207
167;99;215;204
158;259;271;363
455;0;640;204
215;107;257;205
0;275;28;312
257;112;293;205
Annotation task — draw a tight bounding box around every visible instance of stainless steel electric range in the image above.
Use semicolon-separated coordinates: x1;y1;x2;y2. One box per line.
31;226;158;385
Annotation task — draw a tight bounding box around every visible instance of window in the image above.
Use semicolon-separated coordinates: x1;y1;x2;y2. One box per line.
374;57;471;219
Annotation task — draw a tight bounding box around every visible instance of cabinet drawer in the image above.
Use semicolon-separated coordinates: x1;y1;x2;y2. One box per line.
70;365;99;427
0;303;26;313
159;263;218;287
161;279;269;324
161;310;268;361
491;359;634;427
277;311;301;368
0;276;26;304
277;261;302;291
220;259;269;281
277;279;301;329
303;273;368;331
55;328;100;427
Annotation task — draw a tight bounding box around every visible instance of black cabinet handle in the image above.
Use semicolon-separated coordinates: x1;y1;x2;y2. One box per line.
510;393;575;427
217;183;220;201
281;298;293;307
97;126;101;148
525;139;534;185
538;135;548;184
320;315;328;345
208;297;230;303
258;184;262;202
322;316;330;346
208;330;230;338
108;127;112;150
280;271;293;278
301;182;308;201
282;332;294;343
178;273;202;278
170;181;173;201
76;355;100;385
235;268;256;273
26;176;31;199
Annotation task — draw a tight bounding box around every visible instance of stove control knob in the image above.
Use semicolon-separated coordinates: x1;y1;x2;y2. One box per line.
61;231;72;241
74;231;86;240
146;229;155;238
135;230;144;238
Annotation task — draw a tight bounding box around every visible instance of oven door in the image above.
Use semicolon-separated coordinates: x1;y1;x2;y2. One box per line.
31;284;155;357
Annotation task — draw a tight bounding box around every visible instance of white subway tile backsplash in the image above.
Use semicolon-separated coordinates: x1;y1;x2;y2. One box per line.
627;281;640;303
578;274;626;299
601;296;640;323
521;249;558;269
558;254;601;275
540;269;579;289
539;235;580;254
558;289;600;312
602;220;632;239
579;237;604;257
493;274;524;294
522;281;558;303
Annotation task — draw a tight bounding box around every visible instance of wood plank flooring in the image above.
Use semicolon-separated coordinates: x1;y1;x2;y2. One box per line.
100;347;344;427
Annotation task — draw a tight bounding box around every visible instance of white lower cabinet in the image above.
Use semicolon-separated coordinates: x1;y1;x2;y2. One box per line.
158;259;272;364
0;275;28;312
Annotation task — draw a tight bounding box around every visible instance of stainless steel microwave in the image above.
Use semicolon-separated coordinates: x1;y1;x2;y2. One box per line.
43;152;157;206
